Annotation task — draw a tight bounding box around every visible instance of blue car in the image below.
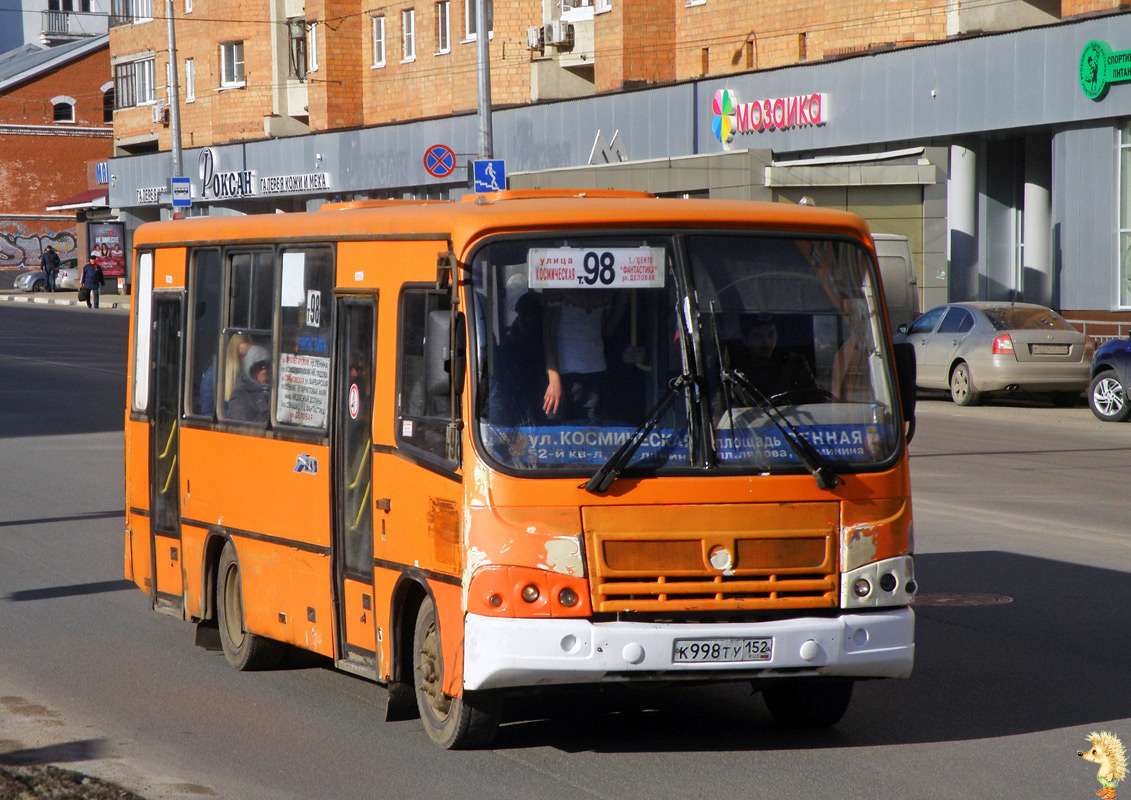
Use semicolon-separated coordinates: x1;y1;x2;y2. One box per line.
1089;337;1131;421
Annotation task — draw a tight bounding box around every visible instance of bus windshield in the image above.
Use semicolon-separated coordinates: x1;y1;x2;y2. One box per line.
471;231;900;476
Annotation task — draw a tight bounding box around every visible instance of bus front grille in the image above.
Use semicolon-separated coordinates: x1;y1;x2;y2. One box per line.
583;503;839;613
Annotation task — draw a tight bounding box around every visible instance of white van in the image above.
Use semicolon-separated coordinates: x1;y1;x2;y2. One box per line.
872;233;919;332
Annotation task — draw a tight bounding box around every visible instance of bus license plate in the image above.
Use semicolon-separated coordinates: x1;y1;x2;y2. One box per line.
672;637;772;663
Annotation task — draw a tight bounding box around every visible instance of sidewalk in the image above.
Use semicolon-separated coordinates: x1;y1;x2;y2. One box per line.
0;289;130;311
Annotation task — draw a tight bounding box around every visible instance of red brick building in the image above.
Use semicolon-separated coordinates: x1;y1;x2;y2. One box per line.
0;35;112;278
108;0;1129;149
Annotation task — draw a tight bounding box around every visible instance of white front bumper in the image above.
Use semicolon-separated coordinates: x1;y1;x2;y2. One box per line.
462;607;914;691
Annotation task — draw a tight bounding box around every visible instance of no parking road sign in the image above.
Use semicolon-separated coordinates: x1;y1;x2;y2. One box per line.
423;144;456;179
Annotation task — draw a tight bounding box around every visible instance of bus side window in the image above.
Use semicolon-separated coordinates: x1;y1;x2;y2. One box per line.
275;247;334;430
187;248;222;418
219;249;274;426
397;287;456;462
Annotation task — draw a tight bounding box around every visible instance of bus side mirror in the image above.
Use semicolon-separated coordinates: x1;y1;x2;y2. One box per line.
892;341;916;442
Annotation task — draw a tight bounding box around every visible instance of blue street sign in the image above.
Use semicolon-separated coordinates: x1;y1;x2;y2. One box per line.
171;176;192;208
473;159;505;192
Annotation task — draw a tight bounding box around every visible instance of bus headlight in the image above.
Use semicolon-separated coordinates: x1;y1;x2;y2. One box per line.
841;555;915;609
467;565;591;618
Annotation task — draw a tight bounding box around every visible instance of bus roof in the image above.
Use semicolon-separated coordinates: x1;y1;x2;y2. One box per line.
131;191;874;254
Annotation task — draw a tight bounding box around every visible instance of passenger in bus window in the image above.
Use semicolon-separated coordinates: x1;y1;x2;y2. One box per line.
222;333;252;410
226;344;272;423
489;290;546;426
542;289;629;421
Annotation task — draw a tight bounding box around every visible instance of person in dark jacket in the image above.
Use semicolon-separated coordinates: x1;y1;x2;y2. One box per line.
42;245;61;292
80;253;105;309
226;344;271;423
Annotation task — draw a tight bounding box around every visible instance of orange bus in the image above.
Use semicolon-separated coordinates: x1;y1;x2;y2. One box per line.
124;190;917;749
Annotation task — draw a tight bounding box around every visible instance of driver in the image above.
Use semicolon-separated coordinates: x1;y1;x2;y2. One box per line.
726;314;817;401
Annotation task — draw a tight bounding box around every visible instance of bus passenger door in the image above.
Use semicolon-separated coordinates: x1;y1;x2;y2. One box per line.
149;295;184;613
332;296;379;676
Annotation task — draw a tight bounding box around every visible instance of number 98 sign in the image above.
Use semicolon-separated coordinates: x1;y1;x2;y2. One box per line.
528;247;667;289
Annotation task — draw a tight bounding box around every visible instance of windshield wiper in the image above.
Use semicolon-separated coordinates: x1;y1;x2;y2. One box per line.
704;302;838;490
723;367;840;490
583;373;692;495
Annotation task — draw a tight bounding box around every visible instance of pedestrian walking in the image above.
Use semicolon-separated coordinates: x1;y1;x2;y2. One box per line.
42;245;61;292
80;252;105;309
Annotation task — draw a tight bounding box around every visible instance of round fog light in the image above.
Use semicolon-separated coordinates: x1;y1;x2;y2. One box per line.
853;578;872;598
521;584;540;603
879;573;897;592
906;579;917;595
558;587;579;607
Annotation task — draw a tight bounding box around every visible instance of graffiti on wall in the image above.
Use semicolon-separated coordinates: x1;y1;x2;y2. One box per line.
0;222;78;270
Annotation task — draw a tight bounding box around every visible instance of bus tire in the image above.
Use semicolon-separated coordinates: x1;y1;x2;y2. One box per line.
216;540;286;671
412;597;499;749
762;678;853;729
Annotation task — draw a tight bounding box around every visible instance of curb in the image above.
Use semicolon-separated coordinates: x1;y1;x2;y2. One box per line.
0;293;129;310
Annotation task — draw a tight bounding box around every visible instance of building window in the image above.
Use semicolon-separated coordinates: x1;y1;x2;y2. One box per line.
436;1;449;54
184;58;195;102
113;56;155;107
595;0;611;12
52;96;75;123
307;20;319;72
110;0;152;26
288;18;308;80
220;41;245;87
372;15;386;67
402;9;415;62
102;86;114;123
463;0;491;40
185;0;191;11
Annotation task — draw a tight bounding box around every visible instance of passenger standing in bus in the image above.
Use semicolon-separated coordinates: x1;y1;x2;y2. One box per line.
226;344;271;422
490;291;546;426
542;289;627;421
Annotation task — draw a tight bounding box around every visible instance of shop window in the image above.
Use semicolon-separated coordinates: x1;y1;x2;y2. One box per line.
1121;123;1131;308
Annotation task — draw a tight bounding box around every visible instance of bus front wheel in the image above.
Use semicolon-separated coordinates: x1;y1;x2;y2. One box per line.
762;678;853;729
412;597;499;749
216;541;286;671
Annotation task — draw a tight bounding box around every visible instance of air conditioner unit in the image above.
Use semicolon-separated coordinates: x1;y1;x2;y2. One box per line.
151;103;169;125
526;25;544;51
544;20;573;48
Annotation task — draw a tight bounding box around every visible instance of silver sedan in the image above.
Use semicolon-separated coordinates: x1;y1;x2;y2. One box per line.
894;302;1092;406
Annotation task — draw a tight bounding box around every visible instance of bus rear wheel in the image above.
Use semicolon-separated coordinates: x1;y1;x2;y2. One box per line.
216;540;286;670
762;678;853;729
412;597;499;749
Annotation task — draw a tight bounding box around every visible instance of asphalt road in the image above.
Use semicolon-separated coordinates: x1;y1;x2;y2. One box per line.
1;301;1129;799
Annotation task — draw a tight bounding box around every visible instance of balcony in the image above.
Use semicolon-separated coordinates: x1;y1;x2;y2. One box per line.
40;10;108;46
